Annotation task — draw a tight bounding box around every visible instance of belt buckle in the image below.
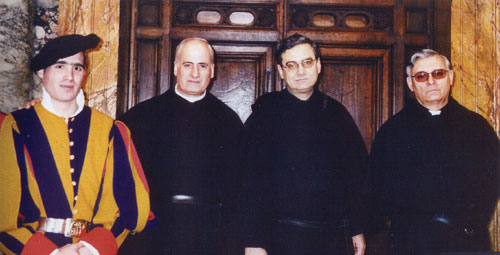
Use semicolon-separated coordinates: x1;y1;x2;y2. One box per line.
171;194;195;203
64;219;88;238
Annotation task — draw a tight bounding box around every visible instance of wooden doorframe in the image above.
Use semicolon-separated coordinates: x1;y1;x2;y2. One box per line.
212;45;276;96
116;0;448;120
320;47;391;125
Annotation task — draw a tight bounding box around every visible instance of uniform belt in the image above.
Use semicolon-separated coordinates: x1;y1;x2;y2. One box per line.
38;217;90;238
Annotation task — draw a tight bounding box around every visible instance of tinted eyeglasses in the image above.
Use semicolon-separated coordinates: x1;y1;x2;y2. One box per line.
282;58;316;72
411;69;448;82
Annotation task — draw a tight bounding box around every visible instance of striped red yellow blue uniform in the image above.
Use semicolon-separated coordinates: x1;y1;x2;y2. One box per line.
0;104;150;255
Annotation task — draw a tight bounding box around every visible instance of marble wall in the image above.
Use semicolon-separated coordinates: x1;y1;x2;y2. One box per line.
451;0;500;250
32;0;59;100
0;0;33;113
59;0;120;118
0;0;118;116
34;0;59;54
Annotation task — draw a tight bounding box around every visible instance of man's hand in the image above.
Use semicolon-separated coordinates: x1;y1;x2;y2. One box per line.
18;98;41;110
78;246;93;255
245;247;267;255
57;243;84;255
352;233;366;255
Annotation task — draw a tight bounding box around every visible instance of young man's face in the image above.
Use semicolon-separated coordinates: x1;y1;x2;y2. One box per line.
277;43;321;100
37;52;86;106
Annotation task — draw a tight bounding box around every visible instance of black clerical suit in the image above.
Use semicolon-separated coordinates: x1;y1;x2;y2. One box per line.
239;89;370;255
118;88;243;255
371;98;500;255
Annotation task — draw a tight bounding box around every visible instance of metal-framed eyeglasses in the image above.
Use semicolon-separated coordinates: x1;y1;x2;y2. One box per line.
411;69;449;82
282;58;317;72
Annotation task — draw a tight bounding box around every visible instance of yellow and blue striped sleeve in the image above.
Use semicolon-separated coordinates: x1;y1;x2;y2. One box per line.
0;115;56;255
80;120;150;253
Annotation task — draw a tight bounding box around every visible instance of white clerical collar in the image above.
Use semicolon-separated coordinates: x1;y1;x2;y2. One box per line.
429;110;441;116
41;87;85;118
174;84;206;103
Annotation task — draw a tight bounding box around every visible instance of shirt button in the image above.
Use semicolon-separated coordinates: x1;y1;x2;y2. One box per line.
70;155;75;160
71;117;75;122
69;141;74;147
74;196;78;201
70;168;75;173
69;128;73;133
73;209;77;215
72;181;77;186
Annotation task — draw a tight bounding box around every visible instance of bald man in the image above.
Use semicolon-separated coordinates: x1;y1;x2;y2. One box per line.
119;38;243;255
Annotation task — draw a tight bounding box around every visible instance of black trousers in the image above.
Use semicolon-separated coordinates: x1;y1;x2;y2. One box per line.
267;218;354;255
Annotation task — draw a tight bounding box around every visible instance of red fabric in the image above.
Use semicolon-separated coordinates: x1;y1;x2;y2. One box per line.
115;121;150;193
21;232;57;255
24;145;36;179
0;112;5;126
148;210;155;221
80;227;117;255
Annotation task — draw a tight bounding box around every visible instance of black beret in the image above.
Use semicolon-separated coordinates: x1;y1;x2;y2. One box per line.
30;33;101;72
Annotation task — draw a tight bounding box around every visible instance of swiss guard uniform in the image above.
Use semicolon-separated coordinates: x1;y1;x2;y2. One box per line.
0;34;150;255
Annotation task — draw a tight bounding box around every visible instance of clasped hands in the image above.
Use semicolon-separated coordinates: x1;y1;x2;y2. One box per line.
56;242;92;255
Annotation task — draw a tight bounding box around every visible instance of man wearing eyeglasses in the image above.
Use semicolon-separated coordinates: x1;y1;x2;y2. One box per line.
371;49;499;255
239;34;370;255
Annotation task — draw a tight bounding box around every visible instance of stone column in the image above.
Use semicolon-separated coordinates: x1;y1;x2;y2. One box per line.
0;0;33;113
451;0;500;251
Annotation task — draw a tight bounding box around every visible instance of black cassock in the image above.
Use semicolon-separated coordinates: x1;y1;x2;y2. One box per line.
371;98;500;255
238;89;370;255
119;89;243;255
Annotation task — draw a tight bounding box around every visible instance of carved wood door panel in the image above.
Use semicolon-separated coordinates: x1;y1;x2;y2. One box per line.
209;45;274;122
318;48;390;149
118;0;437;149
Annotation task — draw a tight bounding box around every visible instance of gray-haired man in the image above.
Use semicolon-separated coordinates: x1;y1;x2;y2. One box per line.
371;49;500;255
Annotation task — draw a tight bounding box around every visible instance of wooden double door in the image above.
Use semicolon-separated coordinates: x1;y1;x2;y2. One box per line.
117;0;448;150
